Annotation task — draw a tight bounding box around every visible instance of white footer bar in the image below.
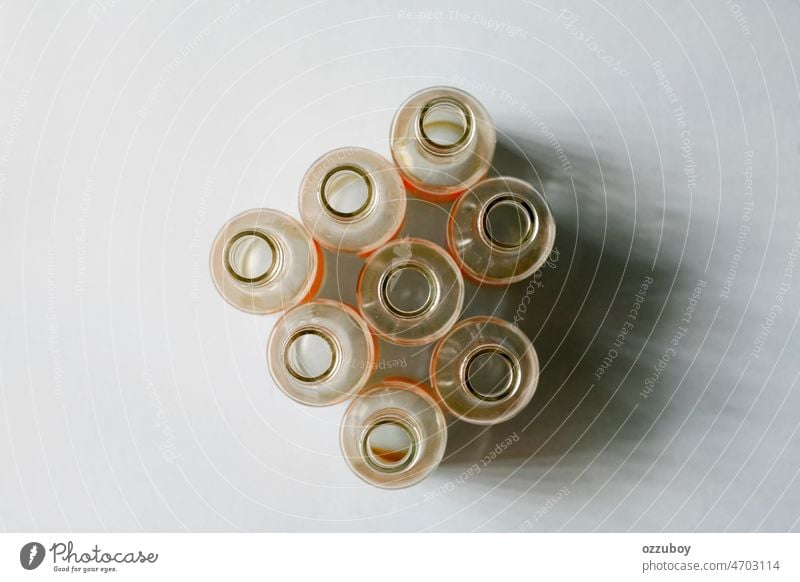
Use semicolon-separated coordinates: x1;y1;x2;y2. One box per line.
2;533;796;581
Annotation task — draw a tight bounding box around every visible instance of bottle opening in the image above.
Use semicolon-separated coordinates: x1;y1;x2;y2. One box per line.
363;418;417;472
225;231;279;283
380;263;437;318
284;327;338;383
320;165;373;219
417;97;473;154
482;195;537;250
465;347;519;401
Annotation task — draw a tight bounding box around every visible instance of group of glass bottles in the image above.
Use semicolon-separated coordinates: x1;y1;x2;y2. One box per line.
210;86;556;488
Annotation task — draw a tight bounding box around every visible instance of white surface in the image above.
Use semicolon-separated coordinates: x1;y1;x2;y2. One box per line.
0;0;799;532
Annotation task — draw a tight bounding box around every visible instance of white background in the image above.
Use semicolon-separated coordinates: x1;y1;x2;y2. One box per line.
1;0;799;532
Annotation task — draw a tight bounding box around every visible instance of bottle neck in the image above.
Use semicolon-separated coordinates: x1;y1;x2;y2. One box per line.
414;97;476;157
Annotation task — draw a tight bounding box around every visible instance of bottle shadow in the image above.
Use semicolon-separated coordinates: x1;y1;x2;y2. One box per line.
314;133;684;481
438;134;677;472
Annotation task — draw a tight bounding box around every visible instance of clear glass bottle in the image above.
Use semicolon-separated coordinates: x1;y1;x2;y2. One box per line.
357;238;464;346
267;299;376;406
390;86;496;201
340;378;447;488
448;176;556;286
299;147;406;256
210;209;323;314
430;316;539;425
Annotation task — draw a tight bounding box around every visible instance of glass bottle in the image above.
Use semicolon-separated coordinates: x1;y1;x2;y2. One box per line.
340;378;447;488
299;147;406;256
357;238;464;346
267;299;377;406
430;316;539;425
390;86;496;201
210;208;323;314
448;176;555;286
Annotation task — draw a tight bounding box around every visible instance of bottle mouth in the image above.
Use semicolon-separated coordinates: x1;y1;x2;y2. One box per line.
224;230;282;284
480;194;538;250
283;326;340;383
360;414;420;473
415;97;475;156
378;262;440;319
462;346;520;402
319;164;374;220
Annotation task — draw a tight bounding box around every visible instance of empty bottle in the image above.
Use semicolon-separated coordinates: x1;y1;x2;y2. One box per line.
299;147;406;256
430;316;539;424
210;208;323;314
268;299;377;406
448;176;555;285
357;238;464;346
390;86;495;201
340;378;447;488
